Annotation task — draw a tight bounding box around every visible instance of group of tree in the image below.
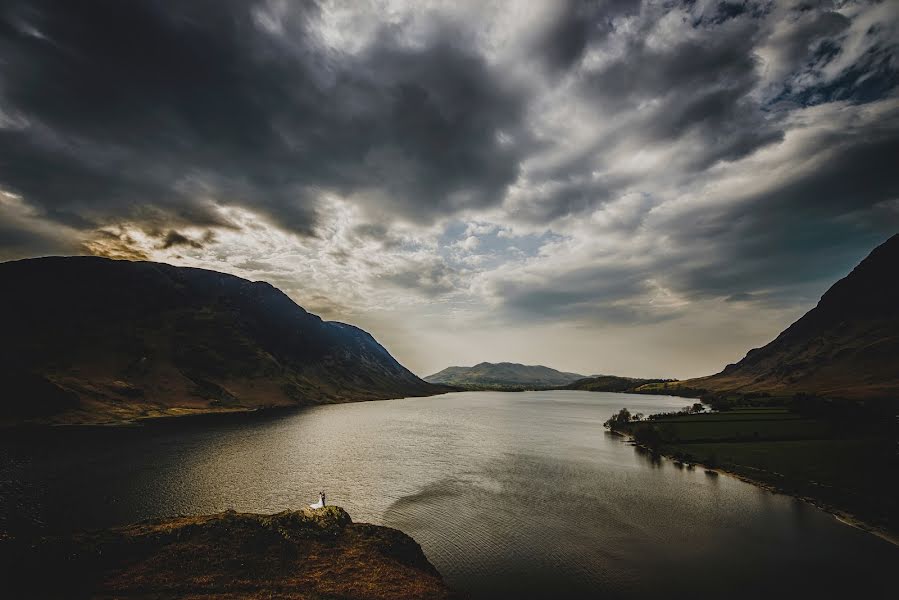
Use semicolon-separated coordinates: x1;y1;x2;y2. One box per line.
642;403;705;421
603;403;703;429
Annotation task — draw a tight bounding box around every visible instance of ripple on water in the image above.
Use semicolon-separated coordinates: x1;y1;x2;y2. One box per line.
1;391;896;599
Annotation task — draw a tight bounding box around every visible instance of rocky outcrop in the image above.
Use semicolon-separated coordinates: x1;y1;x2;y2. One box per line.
0;506;456;599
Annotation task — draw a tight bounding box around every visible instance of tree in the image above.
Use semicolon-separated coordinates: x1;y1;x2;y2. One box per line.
634;425;663;451
603;407;633;430
691;402;704;414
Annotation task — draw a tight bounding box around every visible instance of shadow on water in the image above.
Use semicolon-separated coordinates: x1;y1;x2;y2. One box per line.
382;456;638;599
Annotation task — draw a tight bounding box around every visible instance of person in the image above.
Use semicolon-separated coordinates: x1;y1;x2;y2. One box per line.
309;490;326;509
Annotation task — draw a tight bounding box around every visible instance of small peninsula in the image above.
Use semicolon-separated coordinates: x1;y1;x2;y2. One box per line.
0;506;457;599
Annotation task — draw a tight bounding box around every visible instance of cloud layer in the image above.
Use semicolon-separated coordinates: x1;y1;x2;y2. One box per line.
1;0;897;377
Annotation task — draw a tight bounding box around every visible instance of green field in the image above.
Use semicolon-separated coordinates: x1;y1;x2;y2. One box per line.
613;407;898;536
647;409;832;442
663;438;896;532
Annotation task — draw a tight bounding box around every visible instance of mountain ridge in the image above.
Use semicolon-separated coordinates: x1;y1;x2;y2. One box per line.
0;256;446;425
425;361;586;389
679;233;899;400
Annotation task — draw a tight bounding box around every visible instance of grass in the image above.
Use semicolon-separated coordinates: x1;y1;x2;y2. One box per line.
0;507;457;599
663;438;897;534
649;414;831;442
612;407;899;538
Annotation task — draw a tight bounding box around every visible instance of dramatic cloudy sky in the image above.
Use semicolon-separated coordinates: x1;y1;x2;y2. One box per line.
1;0;897;378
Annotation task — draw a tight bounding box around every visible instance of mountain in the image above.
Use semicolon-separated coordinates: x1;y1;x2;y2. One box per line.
683;234;899;400
424;362;586;389
563;375;673;393
0;256;445;424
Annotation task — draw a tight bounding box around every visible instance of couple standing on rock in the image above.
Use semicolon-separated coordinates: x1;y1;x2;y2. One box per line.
310;490;326;509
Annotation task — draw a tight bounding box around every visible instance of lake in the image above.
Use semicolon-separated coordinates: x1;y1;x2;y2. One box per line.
1;390;895;598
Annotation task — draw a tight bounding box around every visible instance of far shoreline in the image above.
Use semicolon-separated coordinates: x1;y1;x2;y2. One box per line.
0;388;457;432
2;387;687;431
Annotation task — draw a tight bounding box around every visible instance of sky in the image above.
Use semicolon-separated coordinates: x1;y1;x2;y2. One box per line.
1;0;897;379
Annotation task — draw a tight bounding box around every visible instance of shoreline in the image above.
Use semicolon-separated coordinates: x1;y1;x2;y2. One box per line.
0;403;302;433
1;388;455;431
611;430;899;549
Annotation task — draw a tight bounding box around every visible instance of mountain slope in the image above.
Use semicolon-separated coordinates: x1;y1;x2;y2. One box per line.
684;234;899;399
564;375;672;393
425;362;585;389
0;256;444;424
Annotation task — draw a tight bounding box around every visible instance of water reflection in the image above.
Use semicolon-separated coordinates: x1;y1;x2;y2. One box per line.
632;444;663;468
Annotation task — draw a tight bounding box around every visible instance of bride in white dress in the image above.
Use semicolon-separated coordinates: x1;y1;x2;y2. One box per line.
309;490;326;509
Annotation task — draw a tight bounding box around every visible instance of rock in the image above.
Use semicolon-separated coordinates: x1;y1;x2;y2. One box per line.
0;507;457;599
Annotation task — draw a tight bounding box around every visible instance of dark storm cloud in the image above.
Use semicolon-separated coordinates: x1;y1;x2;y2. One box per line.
770;9;850;71
766;6;895;107
484;0;899;324
0;219;71;260
533;0;773;147
534;0;640;71
159;230;203;250
492;263;660;323
0;0;529;244
672;123;899;301
383;259;460;297
498;107;899;325
581;3;784;167
508;0;788;225
340;33;529;218
1;0;898;348
584;13;761;107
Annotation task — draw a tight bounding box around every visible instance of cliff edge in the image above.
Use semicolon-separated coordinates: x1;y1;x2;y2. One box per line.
0;506;456;599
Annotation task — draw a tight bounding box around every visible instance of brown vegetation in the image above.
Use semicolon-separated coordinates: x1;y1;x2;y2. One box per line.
0;506;457;599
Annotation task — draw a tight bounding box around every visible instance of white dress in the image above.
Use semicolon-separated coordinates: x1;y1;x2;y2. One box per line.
309;494;325;509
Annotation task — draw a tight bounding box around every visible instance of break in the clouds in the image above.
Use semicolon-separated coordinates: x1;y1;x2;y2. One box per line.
1;0;897;378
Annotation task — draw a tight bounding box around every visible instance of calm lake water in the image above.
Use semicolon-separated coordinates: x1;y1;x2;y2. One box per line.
1;390;896;598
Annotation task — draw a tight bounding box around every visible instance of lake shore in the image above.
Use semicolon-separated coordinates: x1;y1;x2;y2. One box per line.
610;429;899;548
4;390;895;598
0;387;457;430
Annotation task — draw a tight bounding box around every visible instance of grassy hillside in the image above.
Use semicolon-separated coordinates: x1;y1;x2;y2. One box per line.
0;257;446;425
678;234;899;400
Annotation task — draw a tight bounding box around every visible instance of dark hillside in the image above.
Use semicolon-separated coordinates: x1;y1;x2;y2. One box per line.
0;256;443;424
684;234;899;400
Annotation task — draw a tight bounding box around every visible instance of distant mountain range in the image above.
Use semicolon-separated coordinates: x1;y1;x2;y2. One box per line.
424;362;586;389
680;233;899;400
0;257;445;424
